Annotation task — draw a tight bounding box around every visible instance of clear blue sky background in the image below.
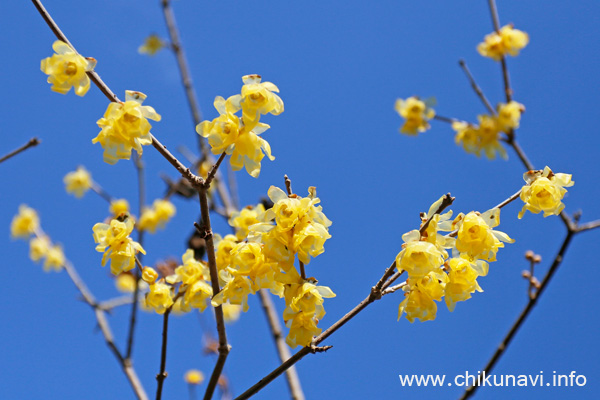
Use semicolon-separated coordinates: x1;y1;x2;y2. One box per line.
1;1;599;399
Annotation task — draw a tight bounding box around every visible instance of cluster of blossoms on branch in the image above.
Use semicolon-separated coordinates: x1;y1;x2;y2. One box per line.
519;167;574;219
477;24;529;61
396;196;514;322
211;185;335;348
395;25;529;160
11;205;65;272
197;75;284;178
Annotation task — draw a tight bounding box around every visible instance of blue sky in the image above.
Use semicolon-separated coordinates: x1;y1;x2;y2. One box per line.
1;1;599;399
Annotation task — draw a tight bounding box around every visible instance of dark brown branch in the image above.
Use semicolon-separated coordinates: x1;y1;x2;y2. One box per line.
284;175;293;196
204;152;227;188
199;190;231;400
459;230;575;400
0;137;40;164
458;60;495;114
576;219;600;233
155;309;172;400
257;290;305;400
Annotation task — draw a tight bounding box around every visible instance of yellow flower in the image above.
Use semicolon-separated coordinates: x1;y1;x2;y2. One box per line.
197;96;274;178
175;249;208;285
145;282;174;314
184;370;205;385
228;203;265;241
228;74;284;131
292;220;331;265
398;272;445;323
64;166;92;198
518;167;574;219
138;208;158;232
280;268;335;321
454;209;514;263
93;91;161;165
215;234;238;271
496;101;525;132
153;199;176;230
478;25;529;61
395;97;435;135
285;311;321;348
11;205;39;239
115;273;137;293
138;34;166;56
43;244;65;272
180;279;213;312
444;258;485;312
40;40;95;96
110;199;130;217
92;215;146;275
396;241;445;280
222;303;242;323
142;267;158;284
211;273;254;312
453;116;507;160
30;236;50;262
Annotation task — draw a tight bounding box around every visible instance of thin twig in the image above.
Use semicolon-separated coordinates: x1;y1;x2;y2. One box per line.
160;0;206;154
284;175;293;195
493;189;522;209
459;229;575;400
126;154;145;360
204;152;227;188
576;219;600;233
432;115;460;124
257;290;305;400
0;137;40;164
98;295;137;311
298;261;306;280
458;59;495;114
155;308;172;400
90;182;113;203
62;260;148;400
505;138;534;171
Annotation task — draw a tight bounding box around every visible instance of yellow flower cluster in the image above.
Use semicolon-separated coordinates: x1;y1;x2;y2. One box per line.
396;196;513;322
453;101;524;160
41;40;96;96
142;249;214;314
395;97;435;135
92;214;146;275
212;186;334;348
63;166;92;198
197;75;284;178
11;205;65;272
109;199;130;217
138;34;166;56
138;199;176;233
93;91;161;165
478;25;529;61
518;167;574;219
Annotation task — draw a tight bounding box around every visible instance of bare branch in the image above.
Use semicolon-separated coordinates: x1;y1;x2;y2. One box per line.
0;137;40;164
458;59;495;114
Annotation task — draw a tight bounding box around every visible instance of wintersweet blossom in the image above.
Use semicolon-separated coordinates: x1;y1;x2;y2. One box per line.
40;40;96;96
181;279;213;312
477;25;529;60
109;199;130;217
64;166;92;198
222;304;242;323
115;273;137;293
453;116;507;160
398;272;446;322
142;267;158;284
228;74;284;131
184;370;204;385
138;34;166;56
496;101;525;132
175;249;208;285
43;245;65;272
215;234;238;271
518;167;574;219
396;240;445;279
92;215;145;275
145;282;174;314
29;236;50;262
11;205;39;239
285;311;322;348
395;97;435;135
211;273;254;312
453;209;514;263
228;203;265;240
444;258;485;312
93;91;161;164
